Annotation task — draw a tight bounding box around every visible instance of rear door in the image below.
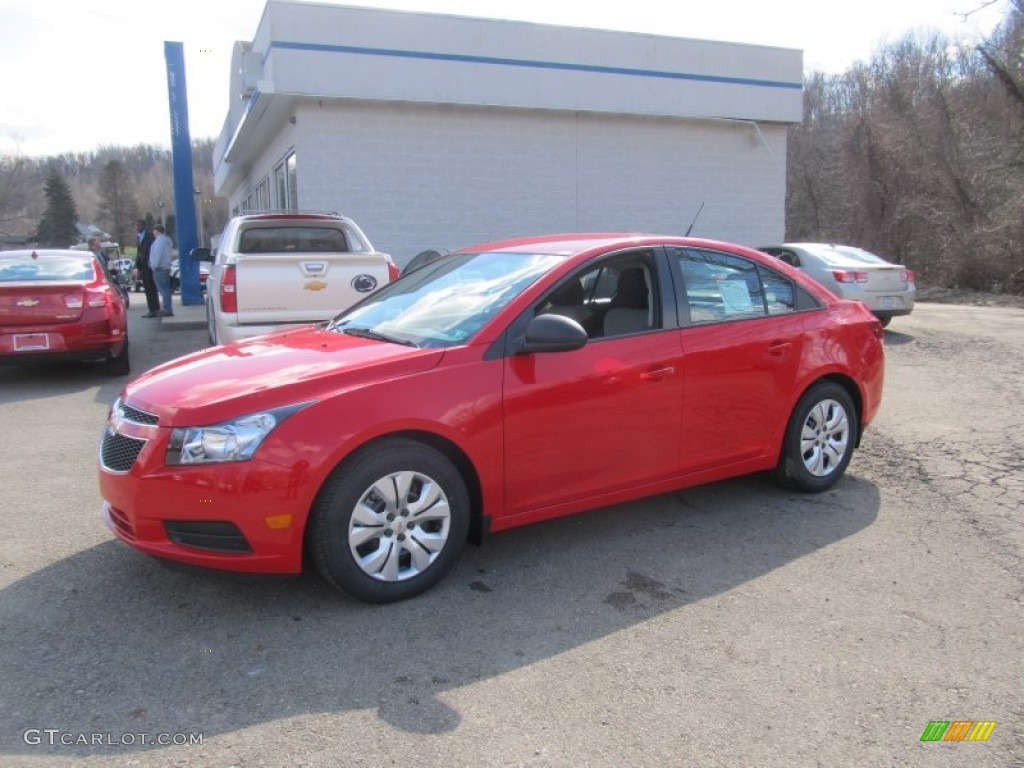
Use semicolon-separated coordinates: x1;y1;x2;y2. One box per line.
669;246;809;472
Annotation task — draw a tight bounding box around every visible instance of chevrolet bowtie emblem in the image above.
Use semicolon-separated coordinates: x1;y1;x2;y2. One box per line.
303;280;327;291
17;299;40;307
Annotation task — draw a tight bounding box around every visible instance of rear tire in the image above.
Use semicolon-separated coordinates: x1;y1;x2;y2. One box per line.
106;339;130;376
773;381;857;493
206;298;218;346
309;438;469;603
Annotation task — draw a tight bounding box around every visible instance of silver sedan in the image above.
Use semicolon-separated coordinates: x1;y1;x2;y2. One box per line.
759;243;915;327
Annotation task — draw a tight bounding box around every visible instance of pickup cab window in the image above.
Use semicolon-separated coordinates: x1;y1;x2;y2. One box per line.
239;226;350;253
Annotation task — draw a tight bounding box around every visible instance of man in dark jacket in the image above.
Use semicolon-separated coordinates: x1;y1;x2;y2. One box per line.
134;219;159;317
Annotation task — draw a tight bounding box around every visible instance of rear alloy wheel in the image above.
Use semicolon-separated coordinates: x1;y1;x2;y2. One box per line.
774;381;857;493
310;439;469;603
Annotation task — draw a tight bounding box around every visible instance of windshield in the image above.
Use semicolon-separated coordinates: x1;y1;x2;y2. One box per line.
329;251;564;348
0;253;95;283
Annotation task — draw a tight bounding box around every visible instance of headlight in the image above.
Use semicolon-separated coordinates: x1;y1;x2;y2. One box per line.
166;403;310;465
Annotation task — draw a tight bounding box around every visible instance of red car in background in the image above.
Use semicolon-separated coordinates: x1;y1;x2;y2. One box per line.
99;234;884;602
1;249;130;375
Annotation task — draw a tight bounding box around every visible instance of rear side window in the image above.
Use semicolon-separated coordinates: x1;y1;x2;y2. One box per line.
238;226;350;254
670;247;808;324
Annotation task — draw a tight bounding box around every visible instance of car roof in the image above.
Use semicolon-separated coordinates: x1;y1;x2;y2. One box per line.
236;212;347;222
762;242;896;266
457;233;770;258
1;249;94;258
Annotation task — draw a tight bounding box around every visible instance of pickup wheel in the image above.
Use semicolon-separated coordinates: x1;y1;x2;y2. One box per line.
309;439;469;603
206;297;218;345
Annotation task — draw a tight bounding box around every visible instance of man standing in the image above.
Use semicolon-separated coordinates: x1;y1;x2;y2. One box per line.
149;225;175;317
135;219;159;317
87;237;108;273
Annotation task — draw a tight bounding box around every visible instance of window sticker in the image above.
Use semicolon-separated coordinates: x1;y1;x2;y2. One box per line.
720;279;754;314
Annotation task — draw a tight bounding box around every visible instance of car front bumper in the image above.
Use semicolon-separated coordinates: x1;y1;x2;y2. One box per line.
98;421;309;575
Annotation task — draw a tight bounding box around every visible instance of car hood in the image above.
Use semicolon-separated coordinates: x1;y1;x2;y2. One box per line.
122;325;445;426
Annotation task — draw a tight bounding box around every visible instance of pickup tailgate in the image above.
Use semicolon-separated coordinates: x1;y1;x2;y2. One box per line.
234;252;391;324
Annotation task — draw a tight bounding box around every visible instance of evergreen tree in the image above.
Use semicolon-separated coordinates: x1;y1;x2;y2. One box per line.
35;166;79;247
97;159;137;249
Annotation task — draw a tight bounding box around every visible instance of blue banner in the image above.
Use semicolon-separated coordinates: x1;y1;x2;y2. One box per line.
164;41;202;306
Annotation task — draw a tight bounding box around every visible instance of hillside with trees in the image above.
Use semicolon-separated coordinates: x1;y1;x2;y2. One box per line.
785;0;1022;294
0;139;228;254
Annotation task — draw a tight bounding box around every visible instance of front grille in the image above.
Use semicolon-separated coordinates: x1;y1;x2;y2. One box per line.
100;430;147;472
107;505;136;540
118;400;159;426
164;521;253;553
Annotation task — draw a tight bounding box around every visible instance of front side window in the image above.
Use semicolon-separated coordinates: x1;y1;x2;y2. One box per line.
534;251;659;339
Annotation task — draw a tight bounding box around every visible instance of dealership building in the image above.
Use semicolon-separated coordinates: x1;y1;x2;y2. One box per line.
213;1;803;264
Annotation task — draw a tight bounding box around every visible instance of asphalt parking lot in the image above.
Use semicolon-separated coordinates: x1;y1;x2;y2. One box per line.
1;299;1020;767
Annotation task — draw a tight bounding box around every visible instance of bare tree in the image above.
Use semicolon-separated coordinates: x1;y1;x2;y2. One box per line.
97;159;138;248
786;0;1024;294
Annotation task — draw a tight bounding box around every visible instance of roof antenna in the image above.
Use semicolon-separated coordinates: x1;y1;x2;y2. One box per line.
685;202;705;237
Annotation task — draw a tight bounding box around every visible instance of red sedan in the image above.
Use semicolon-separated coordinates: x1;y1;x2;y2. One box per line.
98;234;884;602
1;249;129;375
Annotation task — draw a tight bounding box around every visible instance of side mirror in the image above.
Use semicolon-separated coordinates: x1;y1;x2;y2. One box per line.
517;314;588;354
190;247;213;262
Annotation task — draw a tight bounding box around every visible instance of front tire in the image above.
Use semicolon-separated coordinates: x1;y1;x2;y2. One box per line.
774;381;857;493
309;439;470;603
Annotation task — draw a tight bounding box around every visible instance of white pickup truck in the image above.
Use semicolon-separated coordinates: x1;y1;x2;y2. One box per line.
195;213;399;345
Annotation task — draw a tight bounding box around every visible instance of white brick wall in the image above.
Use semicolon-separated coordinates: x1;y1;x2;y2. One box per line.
280;100;786;265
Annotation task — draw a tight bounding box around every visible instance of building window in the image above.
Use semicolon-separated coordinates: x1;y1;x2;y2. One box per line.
286;152;297;210
274;163;287;210
256;177;271;211
273;151;298;211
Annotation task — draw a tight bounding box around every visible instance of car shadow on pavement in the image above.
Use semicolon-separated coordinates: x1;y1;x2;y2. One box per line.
0;360;129;404
882;329;915;346
0;474;879;757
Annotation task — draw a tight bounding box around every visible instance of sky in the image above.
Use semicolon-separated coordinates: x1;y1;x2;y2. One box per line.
0;0;1012;158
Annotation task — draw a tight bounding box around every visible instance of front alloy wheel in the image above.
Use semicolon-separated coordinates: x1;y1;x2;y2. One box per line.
774;382;858;493
310;438;469;603
348;470;452;583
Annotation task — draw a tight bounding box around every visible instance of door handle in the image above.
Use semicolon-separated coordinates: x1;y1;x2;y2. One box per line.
765;341;792;357
639;366;676;381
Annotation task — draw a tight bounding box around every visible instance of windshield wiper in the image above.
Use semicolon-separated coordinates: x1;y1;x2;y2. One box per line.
341;326;418;347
